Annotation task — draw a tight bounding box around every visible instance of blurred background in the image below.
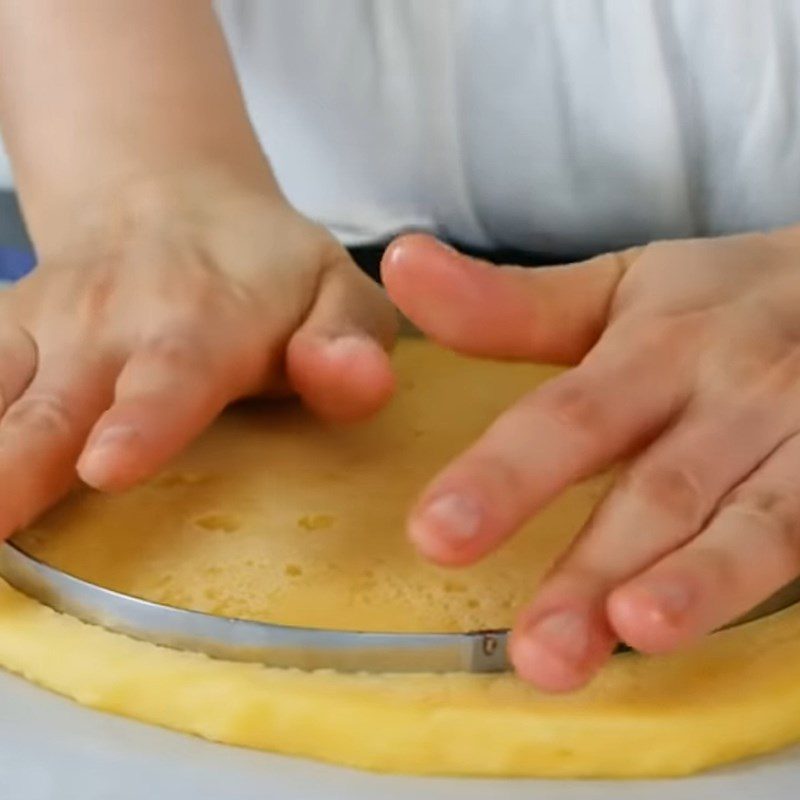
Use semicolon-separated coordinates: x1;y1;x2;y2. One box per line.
0;193;33;281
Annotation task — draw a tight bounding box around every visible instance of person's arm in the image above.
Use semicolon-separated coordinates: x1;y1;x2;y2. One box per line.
0;1;396;541
0;0;276;250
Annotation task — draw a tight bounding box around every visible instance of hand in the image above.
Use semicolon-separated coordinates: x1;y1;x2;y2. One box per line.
0;174;397;538
383;228;800;692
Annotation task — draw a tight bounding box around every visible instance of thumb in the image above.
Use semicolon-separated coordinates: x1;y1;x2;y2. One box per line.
286;252;399;422
381;234;631;365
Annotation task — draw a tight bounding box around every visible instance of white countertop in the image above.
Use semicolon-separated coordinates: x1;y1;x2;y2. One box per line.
1;667;799;800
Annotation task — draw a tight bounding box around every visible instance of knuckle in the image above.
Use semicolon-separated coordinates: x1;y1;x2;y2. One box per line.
484;455;530;501
0;329;38;409
621;463;704;523
79;265;116;318
5;393;73;437
462;449;534;511
705;333;800;401
144;331;206;370
762;351;800;396
532;379;607;436
721;487;800;553
687;546;739;589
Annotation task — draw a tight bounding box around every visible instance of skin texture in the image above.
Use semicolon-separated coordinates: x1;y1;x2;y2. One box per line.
0;2;397;534
383;229;800;692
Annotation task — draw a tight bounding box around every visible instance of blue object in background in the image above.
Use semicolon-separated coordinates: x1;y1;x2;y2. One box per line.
0;246;35;281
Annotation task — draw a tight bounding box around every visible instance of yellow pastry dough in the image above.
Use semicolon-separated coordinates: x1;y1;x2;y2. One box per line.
2;339;800;777
16;341;605;635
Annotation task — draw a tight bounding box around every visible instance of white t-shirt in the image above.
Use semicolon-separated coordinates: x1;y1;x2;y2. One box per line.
2;1;800;256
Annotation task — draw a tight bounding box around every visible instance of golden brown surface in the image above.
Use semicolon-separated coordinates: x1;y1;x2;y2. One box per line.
17;340;605;633
2;339;800;777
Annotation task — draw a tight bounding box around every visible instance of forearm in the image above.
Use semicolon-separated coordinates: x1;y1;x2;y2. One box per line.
0;0;278;247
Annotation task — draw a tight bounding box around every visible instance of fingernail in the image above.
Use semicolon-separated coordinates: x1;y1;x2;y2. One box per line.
416;493;482;543
639;581;692;621
88;426;138;454
79;426;138;479
326;335;371;359
526;609;590;662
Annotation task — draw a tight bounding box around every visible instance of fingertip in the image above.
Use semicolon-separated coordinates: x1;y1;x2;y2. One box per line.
77;425;146;492
381;235;468;318
287;333;396;423
509;606;615;692
508;632;594;693
407;491;489;567
381;232;449;269
607;581;694;654
407;528;479;567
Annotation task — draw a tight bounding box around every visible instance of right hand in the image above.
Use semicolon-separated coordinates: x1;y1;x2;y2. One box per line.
0;173;397;539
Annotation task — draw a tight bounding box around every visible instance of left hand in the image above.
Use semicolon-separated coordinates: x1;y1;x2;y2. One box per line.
382;227;800;692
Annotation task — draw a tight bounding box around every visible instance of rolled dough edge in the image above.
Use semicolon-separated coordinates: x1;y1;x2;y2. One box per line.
1;578;799;777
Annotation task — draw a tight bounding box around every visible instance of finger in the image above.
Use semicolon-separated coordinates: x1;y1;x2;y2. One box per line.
287;253;398;423
408;343;688;567
0;323;37;416
0;357;114;539
510;398;792;689
509;589;619;693
77;331;241;491
381;233;632;365
609;433;800;653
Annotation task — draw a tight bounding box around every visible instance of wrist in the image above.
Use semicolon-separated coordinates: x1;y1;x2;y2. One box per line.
23;160;287;259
